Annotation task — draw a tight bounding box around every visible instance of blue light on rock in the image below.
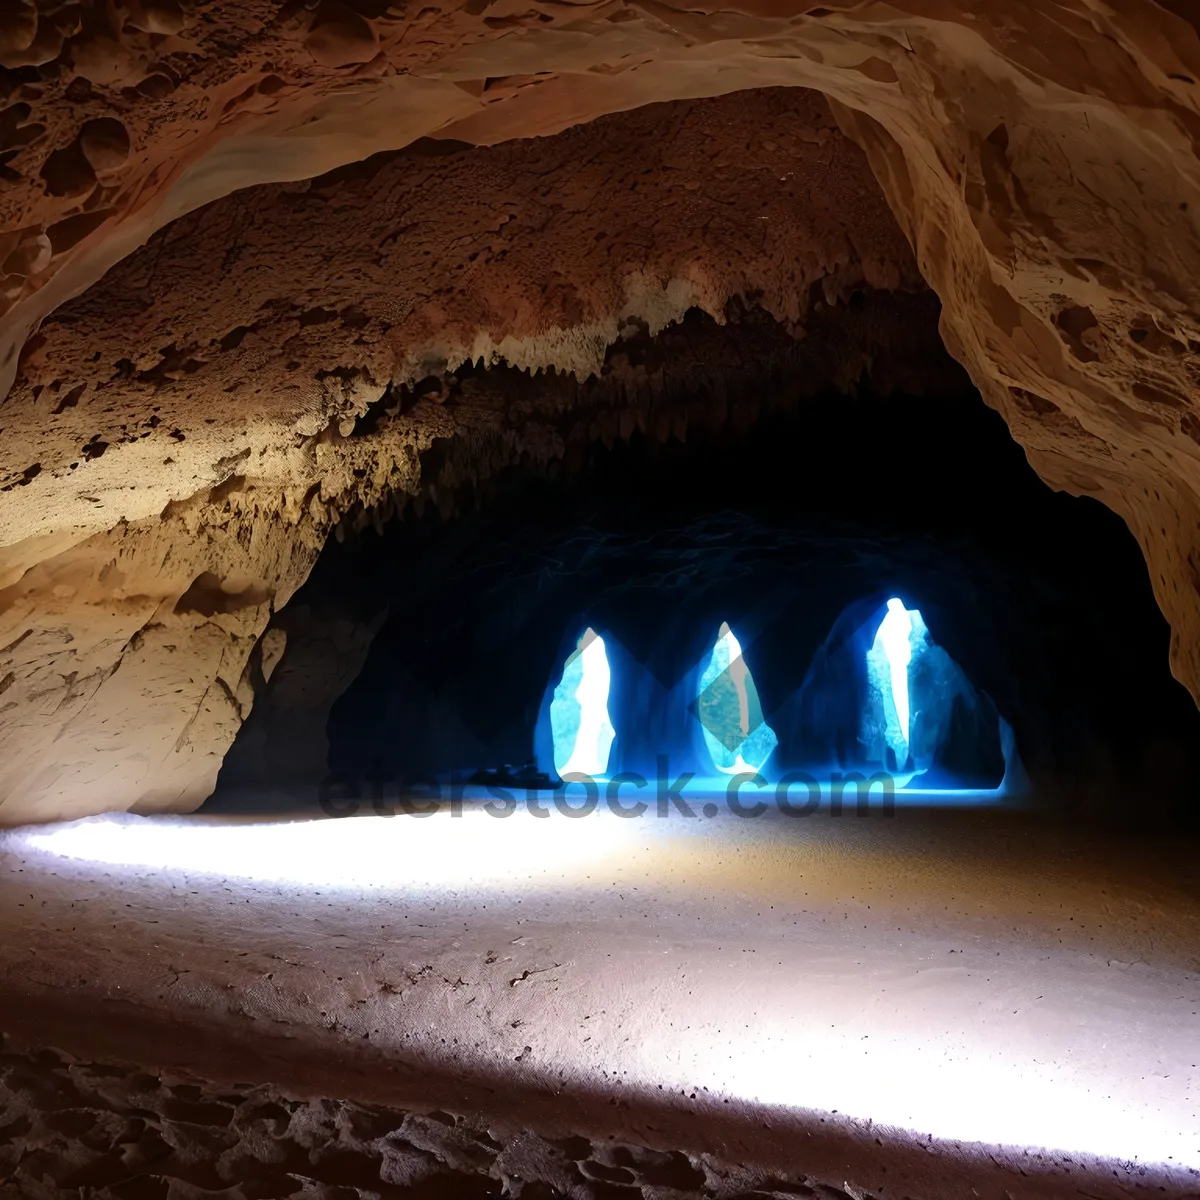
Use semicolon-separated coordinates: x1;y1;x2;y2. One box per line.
876;599;913;745
697;622;778;775
550;628;616;779
865;597;931;774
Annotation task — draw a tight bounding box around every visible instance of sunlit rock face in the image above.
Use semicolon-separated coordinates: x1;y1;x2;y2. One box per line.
5;1;1200;819
1;87;916;550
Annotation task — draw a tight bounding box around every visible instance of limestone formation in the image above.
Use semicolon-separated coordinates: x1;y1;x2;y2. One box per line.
2;1;1200;821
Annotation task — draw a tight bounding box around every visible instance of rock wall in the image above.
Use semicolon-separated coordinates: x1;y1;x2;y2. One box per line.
4;2;1200;820
214;601;387;798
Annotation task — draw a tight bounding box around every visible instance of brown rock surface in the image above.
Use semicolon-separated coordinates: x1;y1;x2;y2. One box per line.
3;2;1200;819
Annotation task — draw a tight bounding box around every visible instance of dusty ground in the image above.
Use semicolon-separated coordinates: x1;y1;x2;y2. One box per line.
0;801;1196;1198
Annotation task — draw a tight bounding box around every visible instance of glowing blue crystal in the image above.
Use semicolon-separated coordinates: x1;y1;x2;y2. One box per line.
697;622;778;775
550;628;615;779
865;598;931;772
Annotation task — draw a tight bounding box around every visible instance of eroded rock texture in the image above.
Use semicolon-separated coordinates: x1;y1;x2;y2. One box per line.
0;1041;979;1200
3;1;1200;820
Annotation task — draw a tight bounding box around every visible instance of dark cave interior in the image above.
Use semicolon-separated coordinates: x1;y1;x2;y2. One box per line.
211;306;1200;829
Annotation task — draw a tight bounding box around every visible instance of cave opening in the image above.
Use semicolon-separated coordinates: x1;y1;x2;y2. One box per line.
209;304;1200;830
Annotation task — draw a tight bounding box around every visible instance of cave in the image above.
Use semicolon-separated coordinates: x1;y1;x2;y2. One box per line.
213;319;1200;828
2;10;1200;1199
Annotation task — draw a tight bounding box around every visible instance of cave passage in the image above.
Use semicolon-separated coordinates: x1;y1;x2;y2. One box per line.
10;32;1200;1195
212;314;1200;829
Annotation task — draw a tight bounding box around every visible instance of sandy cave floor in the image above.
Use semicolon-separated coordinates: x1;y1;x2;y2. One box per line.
0;798;1197;1199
